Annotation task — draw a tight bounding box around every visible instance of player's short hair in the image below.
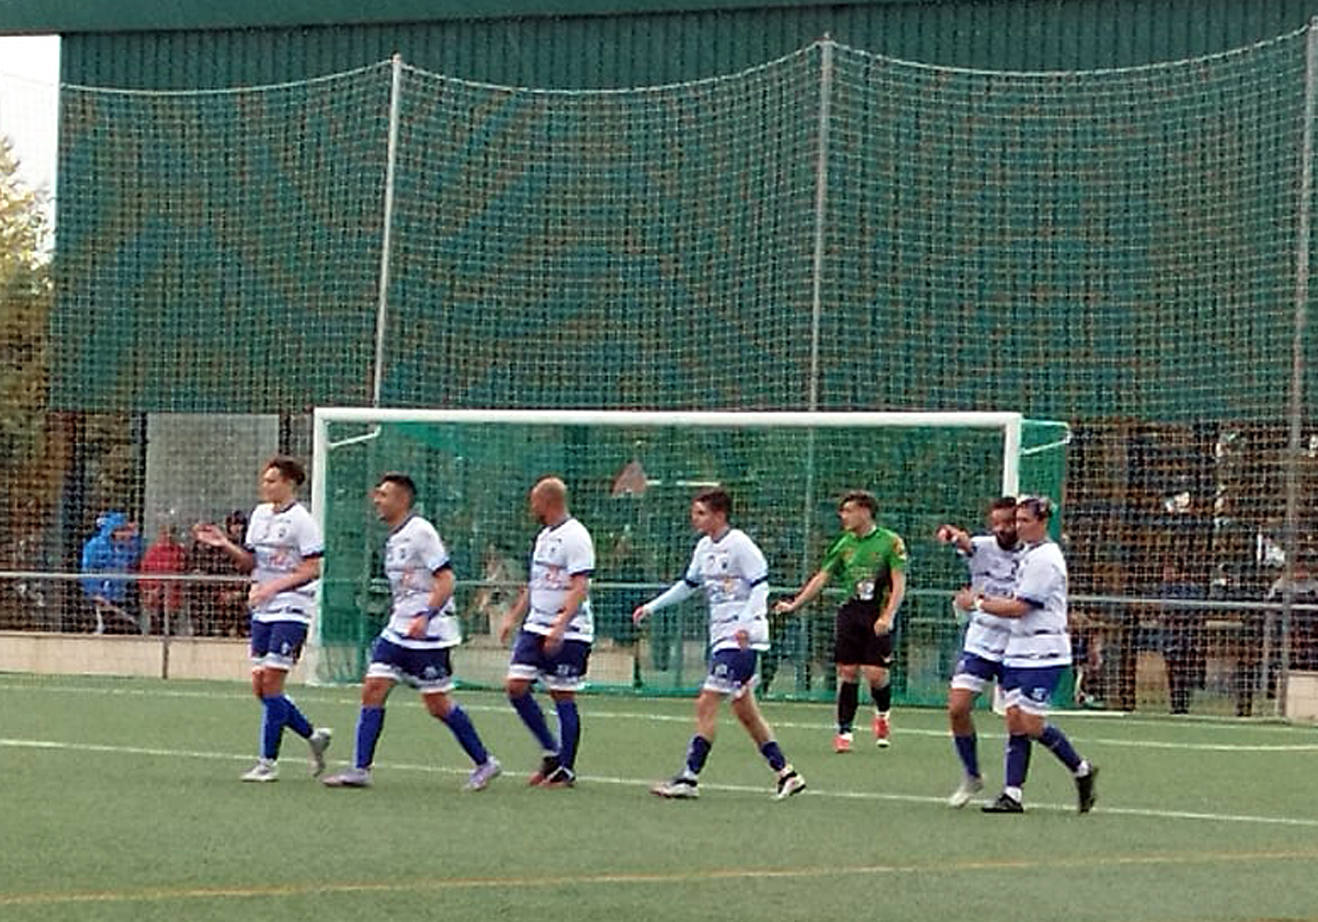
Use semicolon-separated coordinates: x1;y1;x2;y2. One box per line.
693;488;732;517
263;455;306;486
377;472;417;504
989;496;1018;513
838;490;878;515
1017;495;1054;521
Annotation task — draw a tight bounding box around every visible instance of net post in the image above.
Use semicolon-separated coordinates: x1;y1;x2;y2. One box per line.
307;408;331;683
1001;414;1023;497
1281;20;1318;717
800;37;834;579
371;53;404;408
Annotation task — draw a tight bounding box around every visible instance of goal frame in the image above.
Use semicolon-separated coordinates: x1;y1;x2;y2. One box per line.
307;406;1040;684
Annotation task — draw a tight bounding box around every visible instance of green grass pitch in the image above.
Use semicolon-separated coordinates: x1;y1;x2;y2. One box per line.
2;674;1316;921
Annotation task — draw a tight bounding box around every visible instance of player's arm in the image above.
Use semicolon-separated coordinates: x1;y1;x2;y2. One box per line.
498;585;529;644
953;589;1032;619
634;576;699;624
935;524;973;555
192;522;255;573
774;569;831;615
544;571;590;652
410;565;455;639
249;556;320;608
875;566;906;634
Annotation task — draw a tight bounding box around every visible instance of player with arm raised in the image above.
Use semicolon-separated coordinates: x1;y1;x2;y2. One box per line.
936;497;1021;807
954;496;1098;814
322;473;501;791
498;476;594;789
193;455;331;783
635;489;806;801
774;491;907;752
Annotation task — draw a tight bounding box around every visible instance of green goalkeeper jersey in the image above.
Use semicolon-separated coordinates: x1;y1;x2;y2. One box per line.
819;527;908;613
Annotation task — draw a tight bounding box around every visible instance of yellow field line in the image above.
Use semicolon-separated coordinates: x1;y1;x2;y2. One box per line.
3;848;1317;907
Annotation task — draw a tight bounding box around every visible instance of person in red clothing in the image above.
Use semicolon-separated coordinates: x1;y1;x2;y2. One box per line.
141;521;190;635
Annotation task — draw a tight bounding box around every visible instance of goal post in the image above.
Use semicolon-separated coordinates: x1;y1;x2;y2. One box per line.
307;407;1068;700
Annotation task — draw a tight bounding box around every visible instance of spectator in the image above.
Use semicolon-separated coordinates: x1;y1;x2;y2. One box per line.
190;510;249;637
141;521;189;635
464;541;522;639
1157;559;1205;715
80;511;142;634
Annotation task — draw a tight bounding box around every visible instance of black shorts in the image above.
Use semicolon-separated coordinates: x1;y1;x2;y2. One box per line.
833;600;894;667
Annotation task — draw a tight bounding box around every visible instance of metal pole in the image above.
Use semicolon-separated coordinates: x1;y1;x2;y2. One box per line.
799;38;833;576
371;53;404;408
1281;20;1317;718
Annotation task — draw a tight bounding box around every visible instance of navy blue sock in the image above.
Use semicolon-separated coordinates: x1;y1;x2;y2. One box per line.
355;706;385;769
1005;733;1031;787
760;740;787;772
510;691;558;753
954;733;980;778
555;698;581;771
837;681;859;733
870;681;892;713
684;735;712;777
281;695;312;739
260;695;287;760
1038;723;1083;773
441;705;490;767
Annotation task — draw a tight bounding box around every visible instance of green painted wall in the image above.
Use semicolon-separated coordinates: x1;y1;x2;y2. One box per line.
47;1;1318;91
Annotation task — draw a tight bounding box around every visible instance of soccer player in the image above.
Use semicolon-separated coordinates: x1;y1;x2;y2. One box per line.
954;496;1098;814
935;497;1022;807
497;476;594;788
322;473;502;791
634;489;806;801
774;491;907;752
193;455;331;782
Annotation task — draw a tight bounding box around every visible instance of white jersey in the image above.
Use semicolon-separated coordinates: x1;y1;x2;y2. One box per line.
245;501;322;624
1003;539;1072;669
524;517;595;644
960;535;1021;662
381;515;460;650
683;528;770;653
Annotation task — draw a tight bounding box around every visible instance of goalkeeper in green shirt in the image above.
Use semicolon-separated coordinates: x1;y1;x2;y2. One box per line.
775;491;908;752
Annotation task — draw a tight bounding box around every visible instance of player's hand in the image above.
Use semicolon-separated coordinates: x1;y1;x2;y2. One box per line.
497;612;516;646
873;618;892;637
772;598;795;615
248;582;276;609
192;523;227;548
544;621;567;654
935;524;954;543
632;604;649;626
407;612;431;639
953;587;977;611
735;629;750;649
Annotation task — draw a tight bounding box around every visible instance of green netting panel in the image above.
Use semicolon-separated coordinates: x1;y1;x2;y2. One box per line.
379;53;821;409
318;415;1066;702
822;36;1307;420
51;66;392;411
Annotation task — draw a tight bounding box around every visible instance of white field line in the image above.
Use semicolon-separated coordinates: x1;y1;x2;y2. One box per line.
1;680;1314;751
2;735;1318;829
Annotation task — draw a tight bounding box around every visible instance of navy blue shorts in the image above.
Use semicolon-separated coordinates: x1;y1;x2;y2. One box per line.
704;648;760;699
249;620;308;671
367;636;455;693
1001;664;1067;715
507;630;592;691
951;651;1003;694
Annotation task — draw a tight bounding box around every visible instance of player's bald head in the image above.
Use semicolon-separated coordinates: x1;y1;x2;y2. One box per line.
530;476;569;524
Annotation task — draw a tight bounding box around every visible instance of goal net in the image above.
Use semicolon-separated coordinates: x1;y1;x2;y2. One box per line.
310;408;1068;702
